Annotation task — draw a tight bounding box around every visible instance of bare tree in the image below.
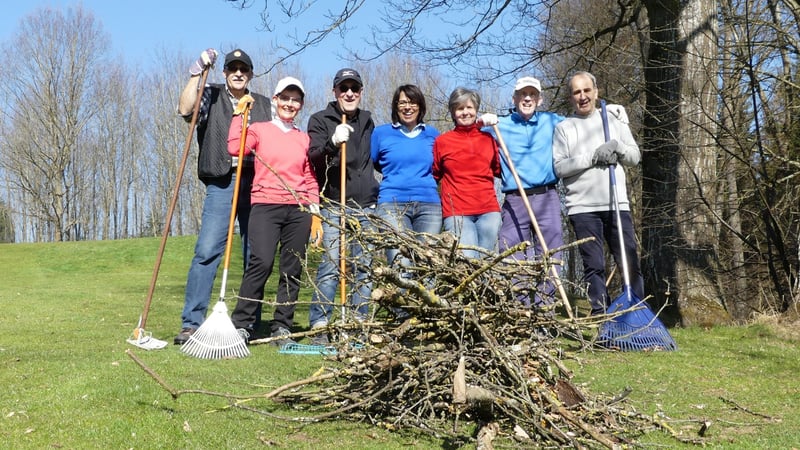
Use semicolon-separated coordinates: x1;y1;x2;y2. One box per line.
0;6;108;241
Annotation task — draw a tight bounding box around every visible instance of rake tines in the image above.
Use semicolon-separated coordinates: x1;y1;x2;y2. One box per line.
180;301;249;359
597;295;677;352
598;321;677;351
278;343;338;355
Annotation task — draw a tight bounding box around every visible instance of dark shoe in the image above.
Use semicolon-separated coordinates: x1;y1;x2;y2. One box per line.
173;328;196;345
270;327;296;347
310;331;330;346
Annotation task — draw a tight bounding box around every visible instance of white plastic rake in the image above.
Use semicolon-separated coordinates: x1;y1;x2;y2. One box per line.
179;301;250;359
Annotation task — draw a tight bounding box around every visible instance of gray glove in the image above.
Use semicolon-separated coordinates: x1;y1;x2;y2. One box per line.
189;48;218;76
593;139;618;165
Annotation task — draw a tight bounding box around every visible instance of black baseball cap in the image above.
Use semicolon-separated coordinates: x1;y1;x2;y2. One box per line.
224;49;253;71
333;68;363;88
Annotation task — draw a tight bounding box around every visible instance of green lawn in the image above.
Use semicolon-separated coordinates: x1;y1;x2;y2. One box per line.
1;237;798;449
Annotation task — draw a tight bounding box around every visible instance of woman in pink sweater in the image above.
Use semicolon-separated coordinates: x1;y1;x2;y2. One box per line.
227;77;319;346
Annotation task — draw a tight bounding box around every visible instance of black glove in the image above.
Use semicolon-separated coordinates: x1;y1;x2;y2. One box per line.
593;140;619;165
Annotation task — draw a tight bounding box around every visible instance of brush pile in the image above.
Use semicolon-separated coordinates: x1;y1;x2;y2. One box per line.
252;211;679;448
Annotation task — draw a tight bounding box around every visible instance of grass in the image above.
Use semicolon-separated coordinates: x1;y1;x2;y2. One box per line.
1;237;799;449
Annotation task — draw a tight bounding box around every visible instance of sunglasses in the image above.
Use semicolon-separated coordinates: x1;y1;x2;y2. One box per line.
338;83;362;93
226;64;250;73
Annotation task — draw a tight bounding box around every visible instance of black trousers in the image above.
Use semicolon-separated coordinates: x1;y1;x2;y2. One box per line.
231;204;311;332
569;210;644;316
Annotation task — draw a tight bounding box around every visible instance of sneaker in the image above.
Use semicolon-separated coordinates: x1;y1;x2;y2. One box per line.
309;321;329;346
173;328;196;345
270;327;296;347
310;331;330;346
237;327;254;344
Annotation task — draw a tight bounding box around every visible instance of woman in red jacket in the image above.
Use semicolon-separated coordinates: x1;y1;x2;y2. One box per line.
227;77;319;346
433;87;501;259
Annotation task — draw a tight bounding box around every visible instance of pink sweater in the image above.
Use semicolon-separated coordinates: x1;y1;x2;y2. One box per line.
228;116;319;206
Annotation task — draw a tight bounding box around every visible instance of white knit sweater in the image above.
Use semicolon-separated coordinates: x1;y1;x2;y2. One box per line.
552;108;640;215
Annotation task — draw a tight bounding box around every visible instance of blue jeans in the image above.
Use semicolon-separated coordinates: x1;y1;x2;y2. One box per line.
308;205;374;327
180;170;252;329
443;212;501;259
377;201;442;267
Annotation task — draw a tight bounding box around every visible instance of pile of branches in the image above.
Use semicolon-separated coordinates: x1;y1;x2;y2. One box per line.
258;210;681;448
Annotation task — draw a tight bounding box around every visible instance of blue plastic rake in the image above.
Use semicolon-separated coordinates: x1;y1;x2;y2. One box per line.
278;343;338;355
596;100;677;352
597;287;678;351
278;341;365;356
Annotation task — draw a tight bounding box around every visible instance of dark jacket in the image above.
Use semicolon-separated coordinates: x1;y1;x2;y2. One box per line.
307;101;378;208
192;83;271;182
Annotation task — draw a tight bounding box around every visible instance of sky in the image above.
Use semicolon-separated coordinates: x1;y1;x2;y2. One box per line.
1;0;523;117
1;0;379;85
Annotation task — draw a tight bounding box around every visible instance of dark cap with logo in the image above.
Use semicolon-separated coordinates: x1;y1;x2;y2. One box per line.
224;49;253;70
333;68;363;88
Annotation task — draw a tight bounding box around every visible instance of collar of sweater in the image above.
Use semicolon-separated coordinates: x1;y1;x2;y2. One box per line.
271;118;298;132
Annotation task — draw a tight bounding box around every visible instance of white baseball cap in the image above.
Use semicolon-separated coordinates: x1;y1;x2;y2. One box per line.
514;76;542;93
273;76;305;97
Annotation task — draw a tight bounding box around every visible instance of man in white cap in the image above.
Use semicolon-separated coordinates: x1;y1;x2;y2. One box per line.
173;48;271;345
227;77;319;346
484;76;565;308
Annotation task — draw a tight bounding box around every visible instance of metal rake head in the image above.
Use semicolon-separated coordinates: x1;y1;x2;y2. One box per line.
278;343;338;355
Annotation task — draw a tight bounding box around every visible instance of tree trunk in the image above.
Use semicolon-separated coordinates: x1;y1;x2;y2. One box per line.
641;0;730;326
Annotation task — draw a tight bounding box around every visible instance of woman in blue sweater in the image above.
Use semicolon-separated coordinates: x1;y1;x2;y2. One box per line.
371;85;441;271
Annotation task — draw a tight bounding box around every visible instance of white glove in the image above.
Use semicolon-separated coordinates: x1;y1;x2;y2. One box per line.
606;104;629;124
478;113;498;127
331;124;354;146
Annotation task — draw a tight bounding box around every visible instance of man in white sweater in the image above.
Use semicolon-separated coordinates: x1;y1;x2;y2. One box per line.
552;71;644;316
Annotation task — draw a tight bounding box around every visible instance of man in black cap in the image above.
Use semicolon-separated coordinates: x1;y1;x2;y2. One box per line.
173;48;272;345
306;68;378;344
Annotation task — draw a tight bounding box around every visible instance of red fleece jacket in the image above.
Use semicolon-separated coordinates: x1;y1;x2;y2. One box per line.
432;124;501;217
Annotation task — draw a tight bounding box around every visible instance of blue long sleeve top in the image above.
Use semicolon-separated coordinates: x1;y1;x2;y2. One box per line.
371;123;441;204
486;110;564;193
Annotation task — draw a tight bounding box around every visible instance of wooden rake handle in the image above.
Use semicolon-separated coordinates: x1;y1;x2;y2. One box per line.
339;114;348;315
493;124;575;320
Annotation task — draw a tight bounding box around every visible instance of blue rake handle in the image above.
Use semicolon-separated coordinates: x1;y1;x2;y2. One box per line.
600;100;633;302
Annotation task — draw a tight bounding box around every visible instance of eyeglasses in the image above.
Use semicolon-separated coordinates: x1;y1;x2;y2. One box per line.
337;83;362;94
516;91;540;100
226;64;250;73
278;94;302;105
397;101;418;108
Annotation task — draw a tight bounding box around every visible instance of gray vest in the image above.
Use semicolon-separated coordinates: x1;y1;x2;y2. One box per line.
196;84;271;181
